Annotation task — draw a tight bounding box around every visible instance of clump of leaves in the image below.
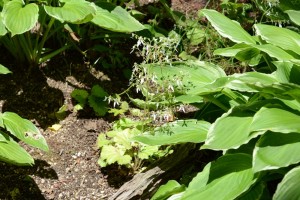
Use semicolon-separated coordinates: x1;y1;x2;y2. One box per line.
97;117;169;172
71;85;108;116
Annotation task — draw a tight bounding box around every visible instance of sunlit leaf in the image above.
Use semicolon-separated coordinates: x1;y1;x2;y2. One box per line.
201;9;256;44
44;0;95;24
92;5;145;32
2;0;39;36
273;166;300;200
134;120;210;145
0;131;34;165
254;24;300;55
151;180;185;200
253;132;300;172
182;154;255;200
1;112;48;151
0;64;11;74
285;10;300;26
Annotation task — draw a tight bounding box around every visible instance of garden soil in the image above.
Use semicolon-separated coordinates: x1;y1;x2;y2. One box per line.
0;0;208;199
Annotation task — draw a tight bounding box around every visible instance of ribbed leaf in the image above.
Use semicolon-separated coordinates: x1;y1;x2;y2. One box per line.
182;154;254;200
0;131;34;165
202;109;254;150
201;9;256;45
285;10;300;26
145;61;226;95
92;6;145;32
250;107;300;133
133;120;210;145
0;15;7;36
151;180;185;200
254;24;300;55
253;132;300;172
2;0;39;36
251;44;295;61
273;166;300;200
44;0;95;24
1;112;48;151
236;182;266;200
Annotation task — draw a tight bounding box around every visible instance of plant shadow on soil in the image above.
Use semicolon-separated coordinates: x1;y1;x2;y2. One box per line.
0;49;139;198
0;160;58;199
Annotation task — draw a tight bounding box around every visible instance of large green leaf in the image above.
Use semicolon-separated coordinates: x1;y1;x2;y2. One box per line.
44;0;95;24
236;182;267;200
151;180;185;200
251;44;295;61
2;0;39;36
0;131;34;165
201;9;256;45
1;112;48;151
254;24;300;55
92;5;145;33
182;154;255;200
0;15;7;36
285;10;300;26
145;61;226;95
253;132;300;172
202;109;254;150
273;166;300;200
133;120;210;145
250;107;300;133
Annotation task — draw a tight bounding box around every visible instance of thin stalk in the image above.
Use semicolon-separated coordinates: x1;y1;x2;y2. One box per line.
39;44;71;63
37;17;56;60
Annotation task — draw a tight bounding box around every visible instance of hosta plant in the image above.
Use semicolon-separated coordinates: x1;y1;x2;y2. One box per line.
0;66;48;165
130;9;300;199
0;0;145;66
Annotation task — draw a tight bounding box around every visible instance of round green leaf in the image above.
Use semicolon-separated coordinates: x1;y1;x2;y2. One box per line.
2;0;39;36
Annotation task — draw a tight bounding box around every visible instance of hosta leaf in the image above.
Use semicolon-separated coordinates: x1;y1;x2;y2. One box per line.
273;166;300;200
251;44;295;61
254;24;300;55
134;120;210;145
285;10;300;26
202;109;254;150
0;131;34;165
151;180;185;200
214;43;251;57
182;154;255;200
1;112;48;151
0;64;11;74
2;0;39;36
253;132;300;172
0;15;7;36
145;61;226;95
236;182;266;200
201;9;256;44
92;5;145;33
250;107;300;133
44;0;95;24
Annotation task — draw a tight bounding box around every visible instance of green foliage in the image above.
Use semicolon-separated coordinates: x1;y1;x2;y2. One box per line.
147;8;300;199
0;65;48;166
0;112;48;165
0;0;145;66
71;85;108;116
97;117;169;171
